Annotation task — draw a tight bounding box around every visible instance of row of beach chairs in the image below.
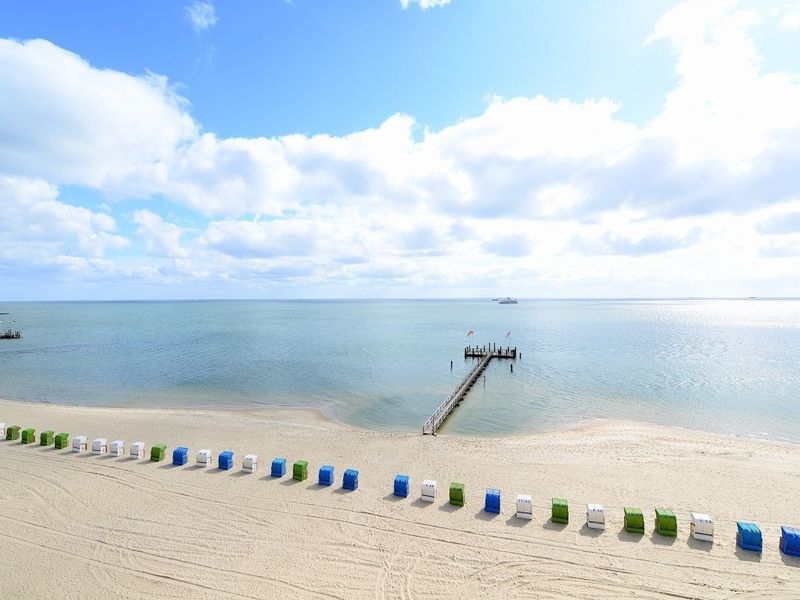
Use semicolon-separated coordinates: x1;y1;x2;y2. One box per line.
3;422;799;556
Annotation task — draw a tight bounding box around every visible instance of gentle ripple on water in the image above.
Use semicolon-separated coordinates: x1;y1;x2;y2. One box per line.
0;299;798;441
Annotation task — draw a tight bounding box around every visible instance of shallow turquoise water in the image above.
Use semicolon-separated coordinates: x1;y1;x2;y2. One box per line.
1;299;798;441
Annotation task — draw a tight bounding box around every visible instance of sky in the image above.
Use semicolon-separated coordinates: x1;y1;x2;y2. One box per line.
1;0;799;300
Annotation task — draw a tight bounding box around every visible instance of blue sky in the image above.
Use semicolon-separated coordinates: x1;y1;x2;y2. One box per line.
1;0;800;299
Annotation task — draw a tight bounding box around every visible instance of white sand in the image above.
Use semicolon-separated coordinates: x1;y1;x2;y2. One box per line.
1;398;799;599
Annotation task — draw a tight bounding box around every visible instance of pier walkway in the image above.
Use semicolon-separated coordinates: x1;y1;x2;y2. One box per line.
422;345;516;435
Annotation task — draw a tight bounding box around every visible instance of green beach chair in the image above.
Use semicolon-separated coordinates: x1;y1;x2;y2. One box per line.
21;428;36;444
40;430;55;446
655;508;677;537
54;433;69;449
6;425;21;441
551;498;569;524
449;482;465;507
293;460;308;481
150;444;166;462
624;507;645;534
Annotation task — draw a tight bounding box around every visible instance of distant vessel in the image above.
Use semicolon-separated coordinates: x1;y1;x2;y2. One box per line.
1;330;22;339
498;297;518;304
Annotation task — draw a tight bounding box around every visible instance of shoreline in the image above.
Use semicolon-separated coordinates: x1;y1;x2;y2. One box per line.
2;397;799;598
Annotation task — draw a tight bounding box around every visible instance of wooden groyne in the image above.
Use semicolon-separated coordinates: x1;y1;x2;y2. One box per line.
422;345;517;435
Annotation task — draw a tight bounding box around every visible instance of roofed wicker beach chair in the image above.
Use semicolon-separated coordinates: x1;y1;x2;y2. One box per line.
551;498;569;524
624;507;644;534
654;508;677;537
690;512;714;542
736;521;762;553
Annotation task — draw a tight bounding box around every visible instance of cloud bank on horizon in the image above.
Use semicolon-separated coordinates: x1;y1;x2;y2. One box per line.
0;0;799;299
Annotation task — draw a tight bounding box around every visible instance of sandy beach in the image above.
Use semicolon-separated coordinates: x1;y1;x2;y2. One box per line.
1;398;799;599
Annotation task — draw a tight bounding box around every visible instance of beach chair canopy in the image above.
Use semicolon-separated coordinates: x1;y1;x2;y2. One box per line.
736;521;762;552
219;450;234;470
393;474;409;497
343;468;359;490
587;503;605;529
781;526;800;557
552;498;569;524
690;512;714;541
196;449;212;465
484;488;501;514
421;480;437;501
172;447;189;465
449;483;465;507
271;457;287;477
319;464;334;486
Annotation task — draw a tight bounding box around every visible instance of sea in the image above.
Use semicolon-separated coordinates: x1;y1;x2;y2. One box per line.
1;299;799;442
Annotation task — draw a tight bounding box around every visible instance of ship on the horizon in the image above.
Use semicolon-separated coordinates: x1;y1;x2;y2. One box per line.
498;297;518;304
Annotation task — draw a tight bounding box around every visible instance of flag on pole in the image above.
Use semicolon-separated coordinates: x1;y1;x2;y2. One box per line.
466;330;474;337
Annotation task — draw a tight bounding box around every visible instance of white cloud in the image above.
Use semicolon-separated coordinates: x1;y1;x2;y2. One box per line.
2;0;800;297
781;3;800;29
186;1;218;33
400;0;452;10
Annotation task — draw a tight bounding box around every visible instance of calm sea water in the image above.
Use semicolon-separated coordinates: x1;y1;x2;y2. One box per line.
1;299;798;441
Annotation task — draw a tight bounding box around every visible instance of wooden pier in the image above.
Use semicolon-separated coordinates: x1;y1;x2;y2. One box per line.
422;345;517;435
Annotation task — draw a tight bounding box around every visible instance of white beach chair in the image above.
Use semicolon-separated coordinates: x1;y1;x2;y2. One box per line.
72;435;88;452
421;480;437;502
110;440;125;456
0;423;5;438
196;449;212;467
690;512;714;542
516;494;533;520
92;438;108;455
586;503;606;530
130;441;145;459
243;454;258;473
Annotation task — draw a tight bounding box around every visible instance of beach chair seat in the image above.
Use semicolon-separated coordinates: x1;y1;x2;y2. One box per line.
54;433;69;449
587;503;605;530
196;449;213;467
271;457;286;477
484;488;501;514
293;460;308;481
218;451;234;470
655;508;677;537
393;474;409;497
243;454;258;473
551;498;569;524
110;440;125;456
72;435;88;452
343;468;359;490
318;464;334;486
172;446;189;465
780;526;800;557
130;442;145;459
421;480;437;502
6;425;20;441
150;444;166;462
21;428;35;444
449;482;465;507
690;512;714;542
92;438;108;455
737;521;762;553
40;430;55;446
624;507;644;534
516;494;533;519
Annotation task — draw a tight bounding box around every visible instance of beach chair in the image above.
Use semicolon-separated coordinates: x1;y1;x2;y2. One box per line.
196;449;213;467
6;425;20;441
586;503;605;530
343;468;359;491
271;457;286;477
690;512;714;542
654;508;677;537
393;474;409;497
243;454;258;473
130;441;145;459
150;444;166;462
484;488;501;514
516;494;533;520
40;430;55;446
92;438;108;455
624;507;645;534
21;428;36;444
449;483;465;507
172;447;189;466
219;451;234;470
54;433;69;449
421;480;437;502
0;423;5;438
293;460;308;481
110;440;125;456
318;464;334;486
736;521;762;553
72;435;88;452
780;526;800;557
551;498;569;524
